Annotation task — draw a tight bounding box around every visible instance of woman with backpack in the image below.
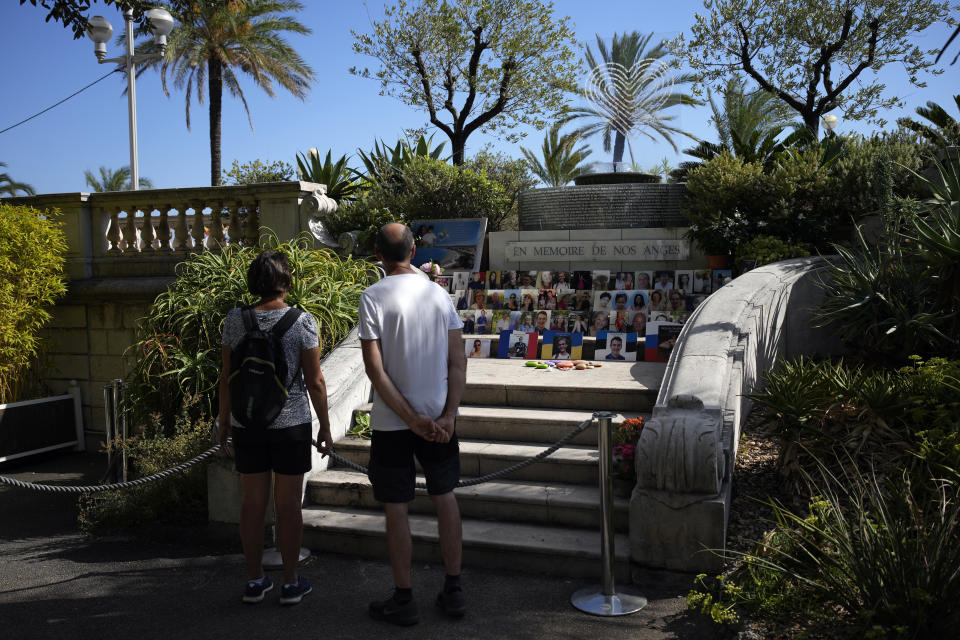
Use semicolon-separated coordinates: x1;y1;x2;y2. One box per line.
217;249;334;606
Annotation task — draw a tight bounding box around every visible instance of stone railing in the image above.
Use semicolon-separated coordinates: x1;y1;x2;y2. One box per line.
4;181;336;280
629;257;845;572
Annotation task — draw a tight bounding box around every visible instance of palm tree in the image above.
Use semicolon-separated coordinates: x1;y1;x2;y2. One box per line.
520;124;592;187
0;162;35;197
567;31;700;165
84;166;154;192
137;1;314;186
897;95;960;148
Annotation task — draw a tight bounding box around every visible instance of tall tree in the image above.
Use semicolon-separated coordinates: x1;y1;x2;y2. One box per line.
137;0;313;185
0;162;36;197
520;124;592;187
566;31;700;165
679;0;954;134
19;0;151;39
83;165;153;191
351;0;580;165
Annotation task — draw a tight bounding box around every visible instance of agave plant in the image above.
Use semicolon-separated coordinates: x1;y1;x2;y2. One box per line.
295;149;362;203
897;95;960;149
355;134;447;189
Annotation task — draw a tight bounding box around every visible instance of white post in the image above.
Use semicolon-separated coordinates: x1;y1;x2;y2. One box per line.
124;9;140;191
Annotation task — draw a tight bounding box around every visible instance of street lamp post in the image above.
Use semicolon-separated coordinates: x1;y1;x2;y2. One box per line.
87;9;174;191
821;113;839;137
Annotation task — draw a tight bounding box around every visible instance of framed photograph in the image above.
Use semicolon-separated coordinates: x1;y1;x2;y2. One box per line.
492;310;514;334
653;270;675;290
572;271;593;290
468;271;487;289
519;288;538;311
553;271;573;290
498;330;538;359
612;310;630;332
517;271;538;288
451;272;470;292
548;310;568;331
591;270;611;290
532;310;551;334
692;270;711;294
454;290;470;311
467;289;489;311
611;271;635;290
458;310;476;334
487;289;506;309
434;275;453;292
465;338;492;359
566;311;588;333
675;270;693;293
574;290;593;314
537;288;558;310
410;218;487;272
588;310;611;337
593;290;613;313
474;309;492;334
536;270;556;289
541;331;583;360
712;269;733;291
739;258;757;274
628;290;648;312
627;309;647;338
647;289;667;312
610;290;631;312
501;270;520;288
634;271;653;290
502;289;522;311
595;331;638;361
666;289;686;313
486;270;504;289
515;311;537;332
555;290;576;311
645;321;683;363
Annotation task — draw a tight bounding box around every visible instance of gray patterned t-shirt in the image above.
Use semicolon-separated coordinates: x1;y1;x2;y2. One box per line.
222;306;319;430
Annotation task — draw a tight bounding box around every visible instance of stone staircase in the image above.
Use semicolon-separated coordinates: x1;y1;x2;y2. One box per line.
301;358;666;578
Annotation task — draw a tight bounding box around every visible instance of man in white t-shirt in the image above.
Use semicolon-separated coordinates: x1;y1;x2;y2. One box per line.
358;223;467;626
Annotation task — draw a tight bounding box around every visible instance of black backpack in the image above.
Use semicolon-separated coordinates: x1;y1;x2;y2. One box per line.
228;306;303;430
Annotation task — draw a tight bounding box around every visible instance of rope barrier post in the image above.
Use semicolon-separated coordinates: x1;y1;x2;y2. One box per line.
571;411;647;616
119;380;129;483
102;383;114;474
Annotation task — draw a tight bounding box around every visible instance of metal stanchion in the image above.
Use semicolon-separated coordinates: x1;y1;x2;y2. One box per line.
119;380;129;483
571;411;647;616
103;383;115;471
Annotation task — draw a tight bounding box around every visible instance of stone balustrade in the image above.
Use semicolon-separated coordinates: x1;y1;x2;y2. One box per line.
4;181;334;280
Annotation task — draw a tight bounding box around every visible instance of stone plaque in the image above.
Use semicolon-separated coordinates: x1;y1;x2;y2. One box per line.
504;239;689;263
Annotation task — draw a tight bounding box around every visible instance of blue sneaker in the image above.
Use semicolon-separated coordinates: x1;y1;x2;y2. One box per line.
279;576;312;605
242;576;273;603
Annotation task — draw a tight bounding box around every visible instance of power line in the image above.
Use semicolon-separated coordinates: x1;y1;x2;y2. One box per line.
0;68;120;136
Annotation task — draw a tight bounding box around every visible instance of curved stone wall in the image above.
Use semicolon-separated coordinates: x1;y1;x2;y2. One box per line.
628;257;846;572
518;183;687;230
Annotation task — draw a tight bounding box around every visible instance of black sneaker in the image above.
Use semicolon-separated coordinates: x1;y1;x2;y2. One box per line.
242;576;273;604
279;576;312;605
368;594;420;626
436;588;466;618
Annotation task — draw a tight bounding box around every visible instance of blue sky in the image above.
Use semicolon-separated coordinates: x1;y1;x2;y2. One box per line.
1;1;957;194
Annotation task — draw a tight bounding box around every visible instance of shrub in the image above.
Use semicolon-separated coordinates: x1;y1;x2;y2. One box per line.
78;397;213;533
829;134;929;217
126;234;378;433
734;234;813;267
0;204;67;403
395;155;510;224
683;152;768;255
751;356;960;484
723;463;960;638
816;154;960;361
464;150;536;231
221;158;295;185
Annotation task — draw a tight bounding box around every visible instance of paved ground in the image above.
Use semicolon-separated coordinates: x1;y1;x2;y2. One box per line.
0;450;720;640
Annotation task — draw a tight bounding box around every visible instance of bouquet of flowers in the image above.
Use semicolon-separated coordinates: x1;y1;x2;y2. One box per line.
611;417;644;481
420;260;443;281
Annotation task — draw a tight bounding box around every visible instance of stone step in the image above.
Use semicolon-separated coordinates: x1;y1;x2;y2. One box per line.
308;469;628;532
333;437;600;485
301;505;630;580
462;359;665;411
454;405;647;445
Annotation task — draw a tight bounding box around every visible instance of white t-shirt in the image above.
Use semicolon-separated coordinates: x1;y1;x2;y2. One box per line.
358;273;464;431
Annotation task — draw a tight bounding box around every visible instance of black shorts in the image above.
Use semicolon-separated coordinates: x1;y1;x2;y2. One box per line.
232;422;312;475
368;429;460;503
